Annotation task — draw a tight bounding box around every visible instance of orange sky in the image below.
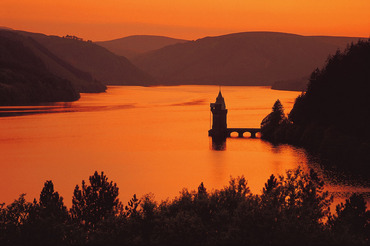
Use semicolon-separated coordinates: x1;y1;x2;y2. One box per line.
1;0;369;41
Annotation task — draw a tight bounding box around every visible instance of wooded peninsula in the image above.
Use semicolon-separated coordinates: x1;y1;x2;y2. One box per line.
261;40;370;176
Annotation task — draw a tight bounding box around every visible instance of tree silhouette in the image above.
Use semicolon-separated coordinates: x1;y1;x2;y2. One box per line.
263;174;278;194
329;193;370;244
70;171;119;230
261;99;288;141
38;180;68;219
261;99;285;128
0;169;368;245
0;194;31;245
125;194;141;218
26;181;68;245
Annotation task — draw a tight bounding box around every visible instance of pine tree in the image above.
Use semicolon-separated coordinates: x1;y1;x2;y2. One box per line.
70;171;119;230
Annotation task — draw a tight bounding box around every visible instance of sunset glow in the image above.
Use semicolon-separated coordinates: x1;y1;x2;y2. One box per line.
1;0;369;40
1;0;370;242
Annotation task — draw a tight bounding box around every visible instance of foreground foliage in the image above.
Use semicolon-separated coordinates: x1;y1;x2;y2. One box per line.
0;169;369;245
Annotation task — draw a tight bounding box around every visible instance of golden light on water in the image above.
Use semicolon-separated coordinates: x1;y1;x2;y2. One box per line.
0;86;368;207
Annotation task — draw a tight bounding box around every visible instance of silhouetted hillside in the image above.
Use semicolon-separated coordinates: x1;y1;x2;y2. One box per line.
0;30;106;94
0;31;80;105
96;35;188;59
18;31;155;86
290;40;370;140
133;32;363;85
0;26;13;30
262;40;370;174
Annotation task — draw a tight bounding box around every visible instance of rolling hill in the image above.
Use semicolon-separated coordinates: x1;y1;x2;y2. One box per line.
132;32;363;86
18;31;155;86
95;35;188;59
0;31;81;105
0;26;13;30
0;30;106;93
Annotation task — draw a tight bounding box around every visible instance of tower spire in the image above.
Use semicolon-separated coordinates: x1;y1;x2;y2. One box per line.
215;88;226;110
209;88;228;139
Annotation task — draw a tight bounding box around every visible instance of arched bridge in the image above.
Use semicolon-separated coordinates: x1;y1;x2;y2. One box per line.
226;128;261;138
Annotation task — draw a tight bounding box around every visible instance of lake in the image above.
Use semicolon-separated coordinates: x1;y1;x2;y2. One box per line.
0;86;369;207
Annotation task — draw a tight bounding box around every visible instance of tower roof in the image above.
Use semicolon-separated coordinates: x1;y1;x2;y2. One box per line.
215;89;226;109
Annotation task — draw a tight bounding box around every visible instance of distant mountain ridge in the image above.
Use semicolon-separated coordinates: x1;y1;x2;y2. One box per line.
0;29;365;106
271;76;309;91
18;31;155;86
0;26;13;30
96;35;188;59
0;29;161;105
132;32;364;86
0;30;106;93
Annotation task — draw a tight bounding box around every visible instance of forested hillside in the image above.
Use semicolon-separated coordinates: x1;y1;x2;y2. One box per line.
261;40;370;174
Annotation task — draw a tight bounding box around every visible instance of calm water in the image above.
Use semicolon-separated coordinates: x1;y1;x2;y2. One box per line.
0;86;369;207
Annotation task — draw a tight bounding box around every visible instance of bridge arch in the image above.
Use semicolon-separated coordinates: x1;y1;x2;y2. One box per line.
226;128;261;138
229;131;239;138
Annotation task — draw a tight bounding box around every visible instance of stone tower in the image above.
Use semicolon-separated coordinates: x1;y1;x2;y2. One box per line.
208;90;228;138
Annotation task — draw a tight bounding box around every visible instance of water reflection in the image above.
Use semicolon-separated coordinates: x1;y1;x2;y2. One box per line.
210;137;227;150
0;103;73;117
0;86;369;207
0;102;136;117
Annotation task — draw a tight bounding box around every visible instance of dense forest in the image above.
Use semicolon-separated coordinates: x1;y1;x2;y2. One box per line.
261;40;370;175
0;170;368;246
